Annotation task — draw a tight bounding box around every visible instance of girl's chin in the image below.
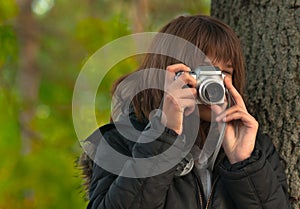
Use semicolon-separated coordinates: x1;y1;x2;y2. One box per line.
197;104;214;122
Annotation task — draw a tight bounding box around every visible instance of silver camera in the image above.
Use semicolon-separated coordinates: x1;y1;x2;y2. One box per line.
175;66;225;105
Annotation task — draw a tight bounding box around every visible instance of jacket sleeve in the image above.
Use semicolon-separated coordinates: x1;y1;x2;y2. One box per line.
218;132;291;209
87;118;188;209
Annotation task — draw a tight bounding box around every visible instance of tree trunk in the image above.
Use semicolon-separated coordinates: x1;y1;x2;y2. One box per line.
16;0;40;155
211;0;300;208
131;0;149;33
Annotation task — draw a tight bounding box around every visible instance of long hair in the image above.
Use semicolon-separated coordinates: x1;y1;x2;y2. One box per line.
114;14;245;121
79;14;246;196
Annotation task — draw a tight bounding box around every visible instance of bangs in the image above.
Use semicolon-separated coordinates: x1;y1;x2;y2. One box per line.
195;21;238;65
156;15;241;67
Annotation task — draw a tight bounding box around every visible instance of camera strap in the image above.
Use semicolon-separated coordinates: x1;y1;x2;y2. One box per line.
194;90;234;198
207;89;233;171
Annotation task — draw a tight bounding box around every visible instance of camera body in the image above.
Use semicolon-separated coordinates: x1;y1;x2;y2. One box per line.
175;66;225;105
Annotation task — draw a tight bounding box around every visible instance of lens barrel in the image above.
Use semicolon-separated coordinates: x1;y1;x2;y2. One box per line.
202;82;224;103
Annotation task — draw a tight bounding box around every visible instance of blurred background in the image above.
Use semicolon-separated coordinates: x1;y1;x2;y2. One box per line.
0;0;210;208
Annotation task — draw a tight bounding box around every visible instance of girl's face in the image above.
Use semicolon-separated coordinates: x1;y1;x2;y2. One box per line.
197;59;234;122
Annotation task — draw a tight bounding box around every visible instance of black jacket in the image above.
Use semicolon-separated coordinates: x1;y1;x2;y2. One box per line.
85;116;291;209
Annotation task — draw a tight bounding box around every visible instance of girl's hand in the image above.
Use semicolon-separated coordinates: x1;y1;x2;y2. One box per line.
212;77;259;164
162;64;197;135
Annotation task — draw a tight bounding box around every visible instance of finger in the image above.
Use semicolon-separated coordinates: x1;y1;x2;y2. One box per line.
224;77;246;108
220;111;255;127
166;63;191;73
210;102;228;115
165;68;197;88
209;102;229;123
165;69;177;84
168;88;197;99
163;91;197;110
163;96;196;118
184;106;196;116
176;98;197;116
165;64;192;85
215;105;247;122
167;73;197;90
177;72;197;87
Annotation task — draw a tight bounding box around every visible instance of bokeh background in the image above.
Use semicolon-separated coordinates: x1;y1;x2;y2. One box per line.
0;0;210;208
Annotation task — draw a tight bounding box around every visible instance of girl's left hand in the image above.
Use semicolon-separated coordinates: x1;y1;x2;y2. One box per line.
211;77;259;164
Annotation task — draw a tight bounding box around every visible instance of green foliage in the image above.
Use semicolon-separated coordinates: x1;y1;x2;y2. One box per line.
75;14;131;53
0;25;18;67
0;1;18;24
0;1;210;209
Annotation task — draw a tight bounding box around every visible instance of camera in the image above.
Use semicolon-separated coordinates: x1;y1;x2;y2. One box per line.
175;66;225;105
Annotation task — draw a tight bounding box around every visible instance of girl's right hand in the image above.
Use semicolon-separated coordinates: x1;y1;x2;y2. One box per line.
161;64;197;135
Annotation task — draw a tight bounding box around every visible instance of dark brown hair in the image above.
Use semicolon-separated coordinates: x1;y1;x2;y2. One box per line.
112;14;246;121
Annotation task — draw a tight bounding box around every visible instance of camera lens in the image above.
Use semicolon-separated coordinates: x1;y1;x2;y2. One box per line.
203;82;224;103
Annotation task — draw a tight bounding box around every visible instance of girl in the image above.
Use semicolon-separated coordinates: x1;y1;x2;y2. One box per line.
80;14;291;209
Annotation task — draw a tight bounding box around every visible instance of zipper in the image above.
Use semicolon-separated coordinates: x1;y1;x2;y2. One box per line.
205;174;220;209
192;171;204;209
194;150;225;209
205;149;226;208
196;178;204;209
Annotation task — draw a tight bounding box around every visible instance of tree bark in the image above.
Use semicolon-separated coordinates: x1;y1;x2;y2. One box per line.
211;0;300;208
131;0;149;33
16;0;40;155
